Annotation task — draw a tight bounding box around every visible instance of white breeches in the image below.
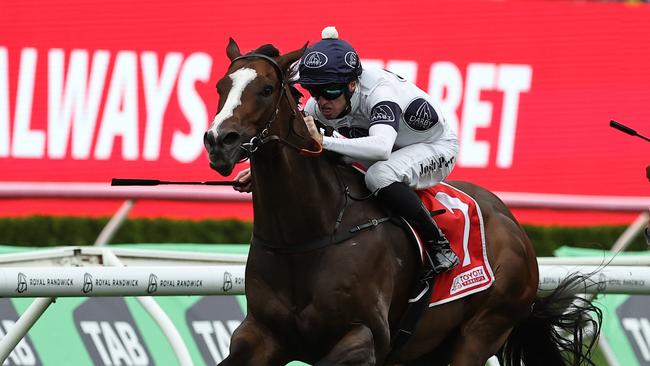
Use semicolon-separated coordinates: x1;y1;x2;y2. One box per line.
364;138;458;192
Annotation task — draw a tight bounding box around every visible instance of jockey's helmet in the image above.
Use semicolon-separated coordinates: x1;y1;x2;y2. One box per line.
298;26;362;87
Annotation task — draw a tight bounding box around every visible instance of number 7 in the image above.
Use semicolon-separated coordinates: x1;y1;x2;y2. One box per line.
435;192;471;267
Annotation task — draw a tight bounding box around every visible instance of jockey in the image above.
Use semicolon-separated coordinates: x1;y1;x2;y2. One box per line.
298;26;459;273
234;26;459;273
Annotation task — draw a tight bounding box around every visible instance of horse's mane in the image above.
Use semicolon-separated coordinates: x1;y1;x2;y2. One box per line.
248;44;303;105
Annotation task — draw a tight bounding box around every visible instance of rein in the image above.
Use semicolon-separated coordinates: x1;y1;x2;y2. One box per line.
252;161;391;254
233;54;390;254
230;54;322;158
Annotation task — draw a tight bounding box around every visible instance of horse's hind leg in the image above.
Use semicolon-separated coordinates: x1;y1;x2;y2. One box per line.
219;317;286;366
315;324;377;366
448;311;515;366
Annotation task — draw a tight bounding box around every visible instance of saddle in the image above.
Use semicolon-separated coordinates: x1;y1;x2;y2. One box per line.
390;183;495;352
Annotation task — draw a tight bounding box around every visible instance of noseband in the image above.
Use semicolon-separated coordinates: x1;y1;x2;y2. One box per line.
228;54;322;157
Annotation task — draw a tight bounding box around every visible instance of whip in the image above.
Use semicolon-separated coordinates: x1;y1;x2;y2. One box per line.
610;120;650;143
111;178;242;186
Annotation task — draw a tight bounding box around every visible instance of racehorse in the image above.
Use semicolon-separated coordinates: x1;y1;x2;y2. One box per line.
203;39;602;366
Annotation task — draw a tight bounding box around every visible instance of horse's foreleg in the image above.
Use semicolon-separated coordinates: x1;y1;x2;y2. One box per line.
314;324;377;366
218;317;285;366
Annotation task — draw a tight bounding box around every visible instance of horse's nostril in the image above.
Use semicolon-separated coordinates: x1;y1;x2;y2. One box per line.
222;132;241;147
204;130;217;147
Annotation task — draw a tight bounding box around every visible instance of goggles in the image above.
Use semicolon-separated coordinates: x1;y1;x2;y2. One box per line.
305;84;347;101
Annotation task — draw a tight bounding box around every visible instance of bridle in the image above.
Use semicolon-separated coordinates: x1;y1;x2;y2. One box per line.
227;53;322;157
227;54;389;255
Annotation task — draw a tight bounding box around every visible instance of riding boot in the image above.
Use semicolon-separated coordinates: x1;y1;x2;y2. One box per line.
377;182;459;274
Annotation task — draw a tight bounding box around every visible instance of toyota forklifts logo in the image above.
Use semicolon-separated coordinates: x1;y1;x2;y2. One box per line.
16;272;27;294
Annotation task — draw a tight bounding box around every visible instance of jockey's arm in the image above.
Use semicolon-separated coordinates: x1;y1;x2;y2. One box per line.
303;114;397;161
235;121;396;193
322;124;397;161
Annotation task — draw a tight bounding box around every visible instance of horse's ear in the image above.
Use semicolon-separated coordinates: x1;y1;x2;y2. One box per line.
226;37;242;61
277;42;308;72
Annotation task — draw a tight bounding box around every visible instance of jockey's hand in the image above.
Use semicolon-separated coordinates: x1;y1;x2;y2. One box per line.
233;168;252;193
303;115;323;145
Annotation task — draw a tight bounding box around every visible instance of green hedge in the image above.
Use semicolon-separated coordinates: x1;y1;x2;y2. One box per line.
0;216;253;246
0;216;646;255
522;224;647;256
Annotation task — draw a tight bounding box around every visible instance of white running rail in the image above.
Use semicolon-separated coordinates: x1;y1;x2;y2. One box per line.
1;247;650;365
0;181;648;210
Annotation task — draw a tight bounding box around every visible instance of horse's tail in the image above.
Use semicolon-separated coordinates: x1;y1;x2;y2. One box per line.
500;273;603;366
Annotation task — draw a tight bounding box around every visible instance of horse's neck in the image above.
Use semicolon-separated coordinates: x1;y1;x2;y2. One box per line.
250;148;344;244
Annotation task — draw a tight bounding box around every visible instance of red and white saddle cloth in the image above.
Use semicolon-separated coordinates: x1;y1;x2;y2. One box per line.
414;182;495;307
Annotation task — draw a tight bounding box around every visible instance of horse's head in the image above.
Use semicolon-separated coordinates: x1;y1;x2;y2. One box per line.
204;38;306;176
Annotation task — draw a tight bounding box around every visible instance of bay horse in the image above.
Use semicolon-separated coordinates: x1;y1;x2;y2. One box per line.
203;39;601;366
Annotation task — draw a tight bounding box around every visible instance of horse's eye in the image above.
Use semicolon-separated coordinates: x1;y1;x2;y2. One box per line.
262;85;274;97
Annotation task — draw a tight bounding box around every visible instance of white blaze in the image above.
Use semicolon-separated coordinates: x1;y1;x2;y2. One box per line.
208;68;257;136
